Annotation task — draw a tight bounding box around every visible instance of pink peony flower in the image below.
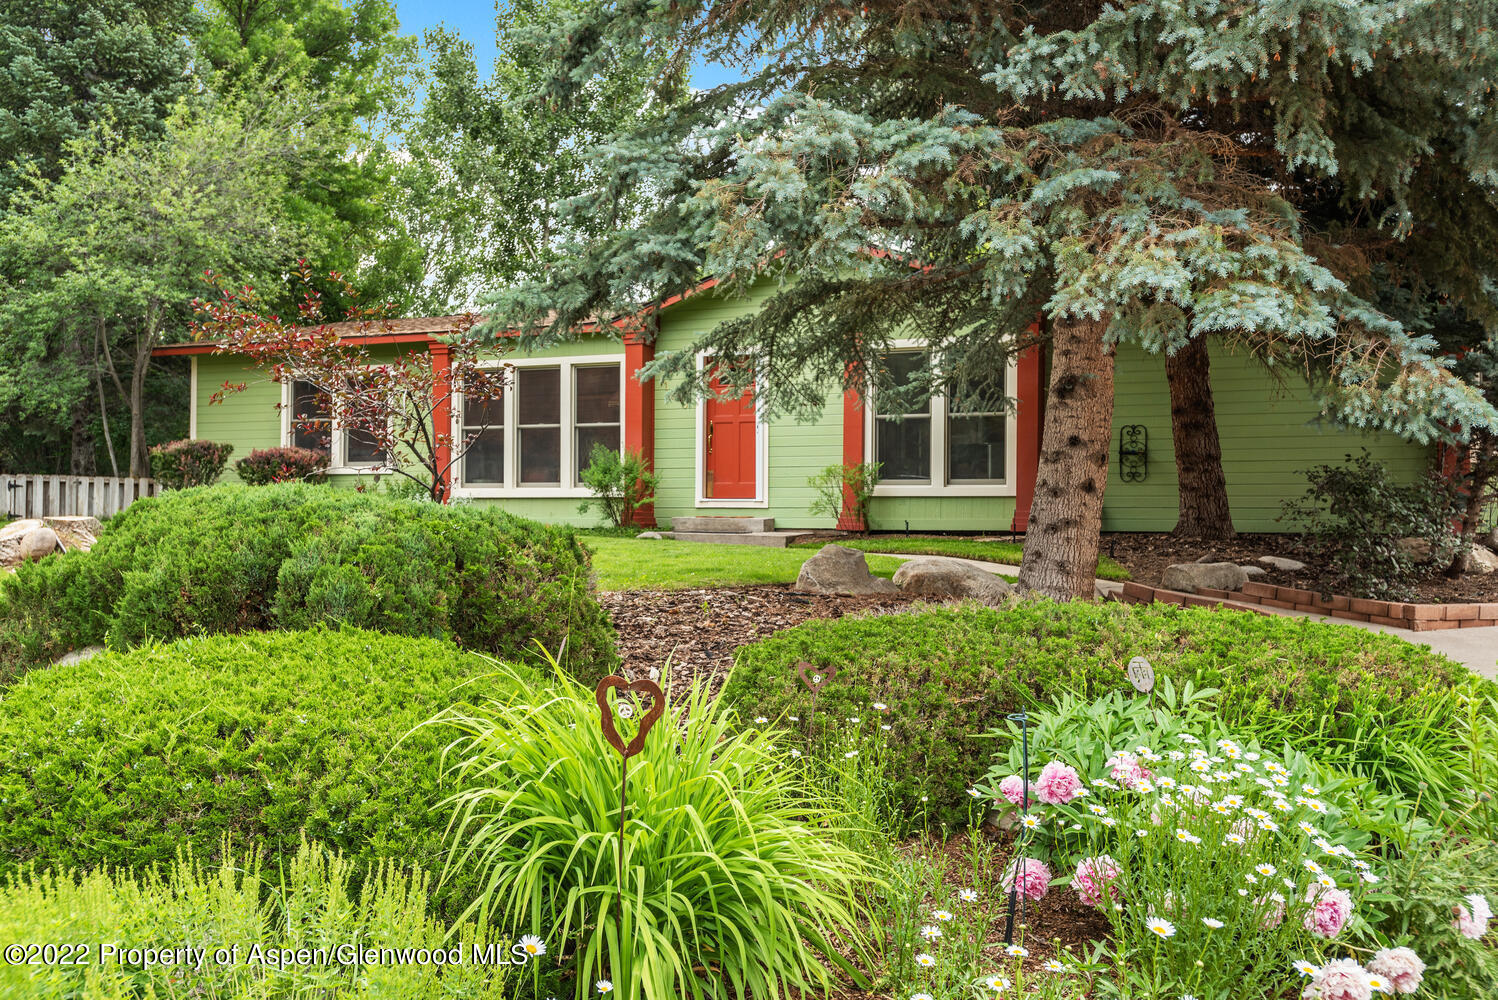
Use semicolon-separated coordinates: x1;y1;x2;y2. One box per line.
1304;885;1353;939
1071;855;1122;908
998;774;1030;807
1034;760;1083;805
1453;893;1492;940
1108;751;1152;790
1301;958;1373;1000
1001;856;1051;901
1367;947;1425;995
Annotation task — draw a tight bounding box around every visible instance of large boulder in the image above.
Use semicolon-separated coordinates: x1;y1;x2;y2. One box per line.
1396;536;1433;563
795;544;899;595
1258;554;1306;572
1462;545;1498;576
1160;561;1249;593
0;519;61;567
891;556;1013;604
43;515;101;552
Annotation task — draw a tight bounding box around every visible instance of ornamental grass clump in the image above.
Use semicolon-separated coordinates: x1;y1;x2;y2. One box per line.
434;661;875;1000
976;727;1393;999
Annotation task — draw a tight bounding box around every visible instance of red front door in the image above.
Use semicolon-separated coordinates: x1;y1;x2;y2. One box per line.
705;366;757;499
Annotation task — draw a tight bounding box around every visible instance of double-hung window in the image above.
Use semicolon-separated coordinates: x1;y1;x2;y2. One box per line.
285;378;384;468
870;349;1013;494
457;359;623;493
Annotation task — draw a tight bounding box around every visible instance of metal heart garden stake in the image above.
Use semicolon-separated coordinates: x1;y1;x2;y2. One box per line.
794;660;836;738
595;675;665;940
1004;710;1030;946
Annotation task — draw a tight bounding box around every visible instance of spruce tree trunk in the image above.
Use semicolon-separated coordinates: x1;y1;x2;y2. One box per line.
1017;315;1115;600
1166;336;1235;539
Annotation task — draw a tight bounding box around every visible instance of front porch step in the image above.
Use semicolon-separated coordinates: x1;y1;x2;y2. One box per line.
669;516;775;534
666;529;811;548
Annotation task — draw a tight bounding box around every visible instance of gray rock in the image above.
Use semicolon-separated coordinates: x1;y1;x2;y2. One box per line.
795;544;899;595
1396;536;1433;563
43;515;101;552
635;531;663;540
1160;561;1249;593
892;556;1014;604
1241;565;1268;579
0;520;61;567
1258;555;1306;572
53;645;106;666
1194;554;1220;564
1461;545;1498;576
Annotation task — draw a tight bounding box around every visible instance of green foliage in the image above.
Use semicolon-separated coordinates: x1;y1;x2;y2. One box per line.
807;461;880;525
0;840;518;999
725;601;1494;827
438;661;875;1000
578;444;658;528
235;445;331;485
0;629;520;913
1357;838;1498;999
147;437;234;488
1282;450;1461;600
0;483;617;679
0;0;198;200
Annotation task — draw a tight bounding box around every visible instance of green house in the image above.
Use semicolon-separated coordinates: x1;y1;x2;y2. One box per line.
158;280;1433;532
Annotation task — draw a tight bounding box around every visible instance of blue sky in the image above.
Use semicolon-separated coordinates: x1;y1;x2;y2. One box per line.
391;0;742;88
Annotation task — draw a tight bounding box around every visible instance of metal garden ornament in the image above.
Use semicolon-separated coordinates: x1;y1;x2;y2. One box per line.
594;675;664;941
1004;710;1031;945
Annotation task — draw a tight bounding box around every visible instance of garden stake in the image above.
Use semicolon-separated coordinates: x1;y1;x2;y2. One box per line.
1004;711;1030;946
595;675;665;958
794;660;836;742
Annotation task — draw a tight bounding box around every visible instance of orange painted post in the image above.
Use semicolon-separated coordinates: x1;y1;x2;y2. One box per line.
837;377;867;530
624;333;657;528
431;343;453;502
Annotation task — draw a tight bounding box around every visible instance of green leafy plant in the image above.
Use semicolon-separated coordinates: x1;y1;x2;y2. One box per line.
1281;450;1462;600
725;601;1495;826
0;840;518;999
807;461;881;527
235;445;330;485
147;438;234;488
436;659;875;1000
0;627;520;915
578;444;658;528
0;482;616;679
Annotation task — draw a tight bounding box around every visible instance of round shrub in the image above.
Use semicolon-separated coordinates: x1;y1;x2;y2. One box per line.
0;483;616;678
724;600;1493;826
147;438;234;488
0;628;514;913
235;445;330;485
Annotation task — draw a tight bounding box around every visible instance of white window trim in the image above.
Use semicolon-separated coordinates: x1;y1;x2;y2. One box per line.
451;354;626;499
866;341;1018;497
694;351;770;508
279;374;388;474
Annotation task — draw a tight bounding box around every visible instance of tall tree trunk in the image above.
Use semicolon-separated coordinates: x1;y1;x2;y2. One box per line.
1017;315;1115;600
128;329;153;478
1446;432;1497;577
68;396;96;475
1166;337;1235;539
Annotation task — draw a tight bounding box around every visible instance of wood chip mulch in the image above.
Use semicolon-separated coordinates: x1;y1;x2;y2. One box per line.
1105;530;1498;604
599;585;923;694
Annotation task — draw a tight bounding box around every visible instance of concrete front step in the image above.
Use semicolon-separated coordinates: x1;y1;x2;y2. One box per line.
667;529;811;548
669;515;775;534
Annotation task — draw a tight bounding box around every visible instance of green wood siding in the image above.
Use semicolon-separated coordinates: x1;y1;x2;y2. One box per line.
868;495;1018;533
652;283;845;529
193;356;283;483
1102;342;1434;532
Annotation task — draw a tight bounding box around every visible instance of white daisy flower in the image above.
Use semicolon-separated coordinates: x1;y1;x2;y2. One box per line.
959;888;979;903
518;935;546;956
1043;959;1066;972
597;981;614;994
1292;960;1320;978
872;702;888;711
1020;814;1042;829
984;976;1010;992
1366;974;1392;994
754;716;768;724
920;924;941;941
932;909;954;922
1256;863;1278;877
1145;916;1176;939
1005;944;1028;958
914;953;936;968
968;787;982;798
1202;917;1224;929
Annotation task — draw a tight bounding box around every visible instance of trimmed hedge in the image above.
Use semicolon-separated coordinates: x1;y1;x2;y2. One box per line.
725;600;1494;826
0;483;616;681
0;628;513;914
236;445;330;484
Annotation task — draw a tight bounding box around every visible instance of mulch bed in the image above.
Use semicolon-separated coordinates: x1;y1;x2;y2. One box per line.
599;585;923;693
1105;530;1498;604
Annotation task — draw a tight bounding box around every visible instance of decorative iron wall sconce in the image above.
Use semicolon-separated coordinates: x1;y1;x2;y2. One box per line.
1119;425;1147;482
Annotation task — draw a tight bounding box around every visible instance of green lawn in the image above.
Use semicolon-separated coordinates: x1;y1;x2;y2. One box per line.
791;535;1131;580
582;535;908;591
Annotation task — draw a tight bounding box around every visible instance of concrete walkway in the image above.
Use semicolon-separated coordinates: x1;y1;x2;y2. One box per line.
878;552;1497;680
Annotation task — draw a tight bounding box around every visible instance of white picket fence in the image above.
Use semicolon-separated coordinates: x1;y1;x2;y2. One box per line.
1;474;159;520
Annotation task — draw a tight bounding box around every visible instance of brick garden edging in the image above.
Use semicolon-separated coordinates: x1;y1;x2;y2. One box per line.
1116;580;1498;632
